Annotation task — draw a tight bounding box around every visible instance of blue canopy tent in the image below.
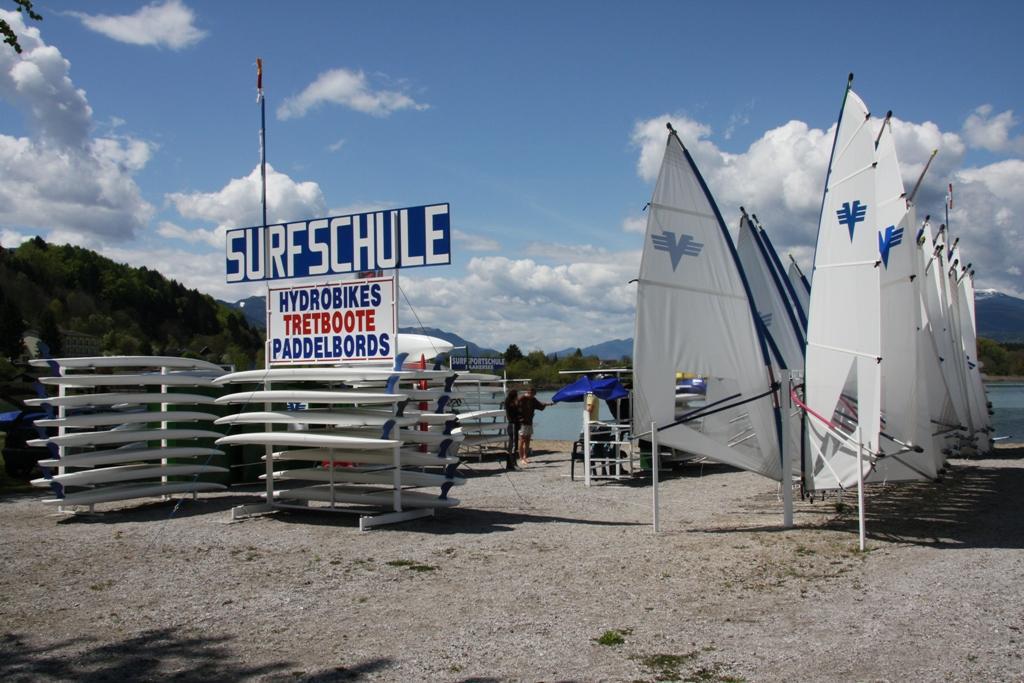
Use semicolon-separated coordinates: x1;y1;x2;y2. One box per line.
552;376;628;403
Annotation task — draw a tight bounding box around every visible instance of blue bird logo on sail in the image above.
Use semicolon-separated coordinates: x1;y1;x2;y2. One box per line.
651;231;703;270
836;200;868;241
877;225;904;268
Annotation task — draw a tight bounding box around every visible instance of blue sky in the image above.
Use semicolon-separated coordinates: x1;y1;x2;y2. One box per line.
2;1;1023;351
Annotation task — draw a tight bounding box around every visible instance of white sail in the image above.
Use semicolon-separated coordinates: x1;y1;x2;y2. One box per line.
945;244;976;443
736;212;806;371
870;119;936;482
788;261;812;320
917;220;961;468
931;228;972;438
803;85;881;491
959;272;992;452
753;220;809;335
632;127;783;481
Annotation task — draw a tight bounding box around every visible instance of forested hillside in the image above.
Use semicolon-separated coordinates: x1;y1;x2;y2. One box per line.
0;238;263;369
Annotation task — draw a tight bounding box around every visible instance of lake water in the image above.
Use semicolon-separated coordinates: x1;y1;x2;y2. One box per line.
530;384;1024;443
531;390;618;441
987;383;1024;442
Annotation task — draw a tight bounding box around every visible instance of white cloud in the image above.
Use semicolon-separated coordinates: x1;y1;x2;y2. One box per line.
0;229;32;247
452;229;500;252
166;163;326;231
156;220;221;248
398;254;639;351
102;242;251;302
327;138;345;153
277;68;429;120
963;104;1024;154
622;214;645;234
943;159;1024;295
0;11;155;240
68;0;207;50
633;113;960;264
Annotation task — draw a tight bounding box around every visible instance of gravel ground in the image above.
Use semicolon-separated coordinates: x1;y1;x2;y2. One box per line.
2;440;1022;682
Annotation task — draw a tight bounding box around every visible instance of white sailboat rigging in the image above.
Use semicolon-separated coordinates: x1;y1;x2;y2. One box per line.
803;79;881;491
632;125;784;481
871;115;937;482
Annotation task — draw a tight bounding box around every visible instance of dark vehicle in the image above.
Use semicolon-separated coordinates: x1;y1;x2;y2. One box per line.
1;410;50;479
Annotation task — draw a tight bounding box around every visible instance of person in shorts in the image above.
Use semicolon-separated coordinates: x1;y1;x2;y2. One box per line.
516;386;547;467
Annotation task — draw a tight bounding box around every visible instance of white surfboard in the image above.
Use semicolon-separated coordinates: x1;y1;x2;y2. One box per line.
452;373;502;382
272;484;458;508
269;447;458;467
26;392;218;408
396;428;464;446
31;428;222;449
39;446;225;469
41;373;219;388
265;468;464;488
214;410;417;428
32;464;228;488
395;333;455;361
31;356;224;372
216;432;399;450
213;367;454;385
43;481;227;506
36;410;218;429
216;390;407;406
453;409;506;421
457;421;509;434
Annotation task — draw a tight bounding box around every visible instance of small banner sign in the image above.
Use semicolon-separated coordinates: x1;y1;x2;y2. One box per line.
267;277;396;365
450;356;506;372
226;203;451;283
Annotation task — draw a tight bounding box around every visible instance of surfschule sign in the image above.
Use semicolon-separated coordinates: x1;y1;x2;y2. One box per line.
225;204;451;283
267;278;396;364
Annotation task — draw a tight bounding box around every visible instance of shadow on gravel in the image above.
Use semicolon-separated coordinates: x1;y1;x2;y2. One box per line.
264;504;647;534
825;460;1024;550
0;628;298;681
52;494;261;524
689;459;1024;550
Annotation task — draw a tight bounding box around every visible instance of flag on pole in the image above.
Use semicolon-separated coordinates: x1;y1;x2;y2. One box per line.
256;58;263;101
947;183;953;210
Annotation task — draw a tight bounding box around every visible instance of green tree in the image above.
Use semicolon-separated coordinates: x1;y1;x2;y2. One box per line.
1;1;41;54
0;290;26;359
504;343;523;363
37;307;61;356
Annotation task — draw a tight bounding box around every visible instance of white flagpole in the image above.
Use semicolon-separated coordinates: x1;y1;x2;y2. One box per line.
857;425;866;551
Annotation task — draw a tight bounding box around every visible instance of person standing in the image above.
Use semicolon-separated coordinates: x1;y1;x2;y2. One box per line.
503;388;520;471
516;386;548;467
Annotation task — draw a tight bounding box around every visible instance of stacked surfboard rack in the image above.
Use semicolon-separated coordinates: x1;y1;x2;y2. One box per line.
26;356;228;512
213;352;466;530
449;373;509;460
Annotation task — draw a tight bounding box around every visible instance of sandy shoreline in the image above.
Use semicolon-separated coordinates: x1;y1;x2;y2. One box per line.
2;440;1022;681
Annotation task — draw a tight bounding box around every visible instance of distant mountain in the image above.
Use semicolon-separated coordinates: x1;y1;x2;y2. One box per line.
220;295;267;329
553;338;633;361
976;290;1024;342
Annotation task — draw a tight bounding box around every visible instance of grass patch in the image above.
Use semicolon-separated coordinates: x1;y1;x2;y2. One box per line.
631;652;698;680
632;652;744;682
594;628;632;646
386;559;437;572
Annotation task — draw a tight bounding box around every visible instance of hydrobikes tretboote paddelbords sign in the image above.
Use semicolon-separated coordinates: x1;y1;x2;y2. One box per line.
267;277;396;365
225;203;451;283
